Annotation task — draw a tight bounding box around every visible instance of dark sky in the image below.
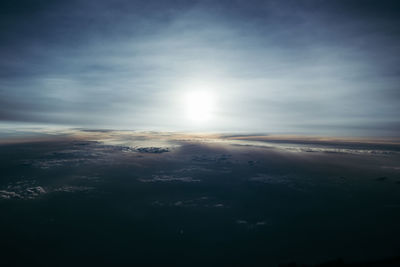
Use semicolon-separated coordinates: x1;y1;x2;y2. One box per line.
1;0;399;136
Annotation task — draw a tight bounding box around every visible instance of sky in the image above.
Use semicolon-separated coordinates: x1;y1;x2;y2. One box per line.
0;0;399;136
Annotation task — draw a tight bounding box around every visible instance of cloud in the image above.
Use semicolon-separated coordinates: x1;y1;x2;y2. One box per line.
138;175;200;183
0;1;399;135
152;196;224;208
236;219;268;229
136;147;170;153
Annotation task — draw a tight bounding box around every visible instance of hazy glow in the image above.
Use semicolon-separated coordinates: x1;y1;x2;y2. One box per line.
184;91;216;123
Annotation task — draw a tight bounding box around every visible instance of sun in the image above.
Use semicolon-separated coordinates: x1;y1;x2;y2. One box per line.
184;91;216;123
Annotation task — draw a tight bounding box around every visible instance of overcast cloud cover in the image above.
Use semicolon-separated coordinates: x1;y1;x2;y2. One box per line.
0;0;399;136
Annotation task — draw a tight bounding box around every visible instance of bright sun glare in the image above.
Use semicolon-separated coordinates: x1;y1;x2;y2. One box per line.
184;91;216;123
